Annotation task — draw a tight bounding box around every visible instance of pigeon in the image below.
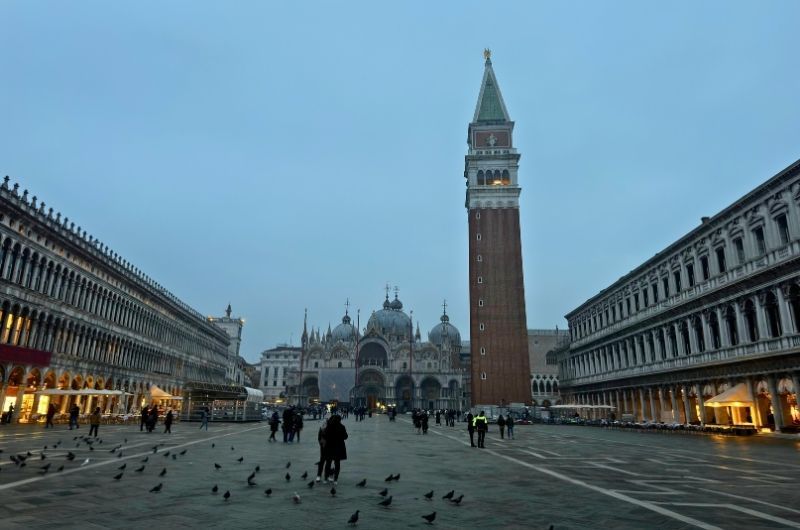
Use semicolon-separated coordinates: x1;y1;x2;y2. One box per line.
286;461;291;469
255;465;260;473
301;471;308;479
39;463;51;474
424;490;434;500
56;465;64;472
356;479;367;487
247;471;256;481
285;473;291;482
212;485;218;493
81;458;90;467
27;451;32;457
179;450;187;456
89;447;94;451
442;490;454;500
230;446;235;451
124;438;128;443
292;492;301;504
378;488;389;497
237;456;244;463
384;474;394;482
150;483;163;493
223;490;231;501
347;510;360;526
134;466;145;473
378;496;393;507
214;463;222;470
118;464;126;471
307;480;315;489
141;457;149;463
264;488;272;497
163;451;170;458
111;447;117;454
117;452;123;458
211;443;215;448
248;476;257;487
113;472;123;481
422;512;436;524
20;461;26;468
451;494;464;505
330;486;336;497
393;474;400;481
159;468;167;477
152;447;158;454
40;453;46;460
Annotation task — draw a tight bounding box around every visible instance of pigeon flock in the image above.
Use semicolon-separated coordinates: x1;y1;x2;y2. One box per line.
1;430;479;527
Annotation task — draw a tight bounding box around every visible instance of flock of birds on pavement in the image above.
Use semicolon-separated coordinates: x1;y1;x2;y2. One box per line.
2;434;474;526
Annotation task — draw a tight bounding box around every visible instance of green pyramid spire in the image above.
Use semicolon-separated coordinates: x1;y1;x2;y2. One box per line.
473;54;511;124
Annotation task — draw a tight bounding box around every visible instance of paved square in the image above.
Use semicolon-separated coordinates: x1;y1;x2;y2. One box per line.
0;417;798;529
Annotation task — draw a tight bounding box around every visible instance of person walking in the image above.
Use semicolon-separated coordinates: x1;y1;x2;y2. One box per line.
466;411;476;447
88;407;101;437
506;414;515;440
421;412;429;434
268;411;279;442
69;403;80;430
293;411;304;443
140;406;149;432
5;404;14;424
435;410;441;426
282;407;294;443
199;406;209;430
315;418;328;482
147;405;158;433
322;414;348;486
164;409;173;434
45;403;56;429
497;414;506;439
474;410;488;448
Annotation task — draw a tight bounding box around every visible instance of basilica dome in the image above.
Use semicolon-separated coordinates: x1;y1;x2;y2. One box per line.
428;312;461;347
331;313;357;343
367;295;412;340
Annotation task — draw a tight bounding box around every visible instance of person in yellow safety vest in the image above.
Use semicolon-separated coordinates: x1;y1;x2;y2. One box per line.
473;411;488;448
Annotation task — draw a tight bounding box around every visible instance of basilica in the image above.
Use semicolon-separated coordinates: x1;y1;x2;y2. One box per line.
289;291;468;412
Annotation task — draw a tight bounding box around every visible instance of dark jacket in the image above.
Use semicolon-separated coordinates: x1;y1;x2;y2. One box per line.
164;411;173;426
497;416;506;427
270;412;280;432
466;413;474;431
506;416;514;427
322;417;348;461
294;413;304;431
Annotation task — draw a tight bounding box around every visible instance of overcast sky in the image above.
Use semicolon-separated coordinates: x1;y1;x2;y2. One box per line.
2;2;799;363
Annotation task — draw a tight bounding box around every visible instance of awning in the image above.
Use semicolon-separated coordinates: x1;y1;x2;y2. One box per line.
149;385;173;398
35;389;133;396
705;383;754;408
244;387;264;403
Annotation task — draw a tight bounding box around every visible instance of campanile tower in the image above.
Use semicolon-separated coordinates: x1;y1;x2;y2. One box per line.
466;50;531;406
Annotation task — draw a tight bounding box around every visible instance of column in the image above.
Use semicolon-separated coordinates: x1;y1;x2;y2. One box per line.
656;387;665;422
735;301;748;342
648;388;657;422
663;327;672;358
716;307;730;347
687;318;698;354
639;388;647;422
633;337;642;366
755;295;769;341
696;385;707;425
776;286;794;335
675;323;686;356
670;386;679;423
767;375;785;431
746;377;762;427
701;312;713;350
681;385;692;424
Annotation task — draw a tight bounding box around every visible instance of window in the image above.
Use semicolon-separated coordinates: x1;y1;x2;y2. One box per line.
673;270;682;292
662;277;669;297
480;347;486;355
313;361;318;368
625;299;630;315
479;323;485;331
715;247;726;273
699;256;709;281
273;380;277;387
477;171;485;185
477;276;483;284
476;233;481;241
686;264;695;287
734;237;745;264
475;211;480;219
480;372;487;380
776;214;790;245
476;254;482;262
611;306;617;321
642;289;649;307
651;283;659;304
753;226;766;255
337;361;342;368
478;299;484;307
634;294;640;311
402;362;407;369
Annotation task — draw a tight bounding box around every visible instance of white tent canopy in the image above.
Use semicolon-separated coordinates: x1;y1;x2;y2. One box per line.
705;382;754;408
549;404;616;409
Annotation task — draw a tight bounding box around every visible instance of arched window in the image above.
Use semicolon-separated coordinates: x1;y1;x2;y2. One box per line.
477;170;485;185
708;312;721;349
337;361;342;368
725;306;739;345
502;169;510;184
744;299;759;342
693;317;705;353
763;291;782;338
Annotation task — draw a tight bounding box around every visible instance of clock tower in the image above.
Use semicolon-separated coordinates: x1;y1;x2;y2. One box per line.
465;51;531;406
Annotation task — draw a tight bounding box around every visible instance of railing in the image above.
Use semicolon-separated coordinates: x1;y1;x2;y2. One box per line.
562;333;800;386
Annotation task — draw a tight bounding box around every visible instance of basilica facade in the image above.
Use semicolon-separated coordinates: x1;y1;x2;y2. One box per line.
289;293;468;412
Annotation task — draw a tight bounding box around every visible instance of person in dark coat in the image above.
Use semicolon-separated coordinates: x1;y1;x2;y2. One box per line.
421;412;429;434
293;411;304;443
140;406;149;432
506;414;515;439
268;411;280;442
497;414;506;439
322;414;348;485
466;412;475;447
69;403;80;430
282;407;294;443
147;405;158;433
164;409;173;434
45;403;56;428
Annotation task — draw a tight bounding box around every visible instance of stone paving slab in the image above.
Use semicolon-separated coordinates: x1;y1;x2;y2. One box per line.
0;418;798;529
